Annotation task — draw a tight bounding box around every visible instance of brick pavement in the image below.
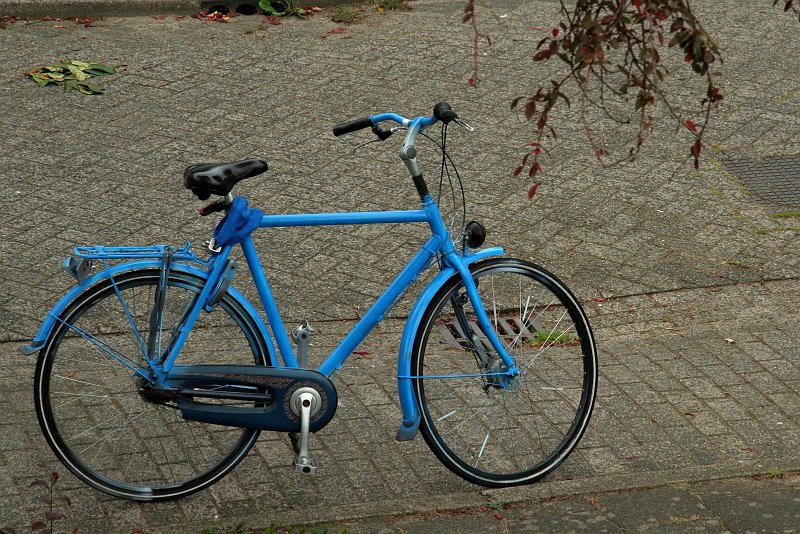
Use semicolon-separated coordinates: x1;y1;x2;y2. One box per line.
0;1;799;532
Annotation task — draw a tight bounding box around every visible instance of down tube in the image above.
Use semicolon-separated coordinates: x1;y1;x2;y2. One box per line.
317;235;441;377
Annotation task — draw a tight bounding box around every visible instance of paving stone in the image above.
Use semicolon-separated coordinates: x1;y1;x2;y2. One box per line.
0;0;799;532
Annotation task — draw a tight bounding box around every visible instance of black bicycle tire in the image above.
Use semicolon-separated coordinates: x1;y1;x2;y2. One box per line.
34;269;267;501
411;258;598;487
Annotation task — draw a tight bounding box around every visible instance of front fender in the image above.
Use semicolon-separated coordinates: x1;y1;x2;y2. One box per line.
395;246;503;441
20;260;271;364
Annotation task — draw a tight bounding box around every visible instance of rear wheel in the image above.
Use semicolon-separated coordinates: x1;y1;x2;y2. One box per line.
412;258;597;487
34;269;267;501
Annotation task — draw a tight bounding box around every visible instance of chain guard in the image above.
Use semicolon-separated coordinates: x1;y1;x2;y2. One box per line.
163;364;337;432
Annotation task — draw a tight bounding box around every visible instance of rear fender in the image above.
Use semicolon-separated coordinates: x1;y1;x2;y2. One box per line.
20;260;273;365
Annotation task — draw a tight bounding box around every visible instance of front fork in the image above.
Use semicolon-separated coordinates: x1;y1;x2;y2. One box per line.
445;253;519;384
449;292;507;389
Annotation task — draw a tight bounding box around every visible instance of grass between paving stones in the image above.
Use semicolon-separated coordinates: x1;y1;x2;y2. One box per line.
771;210;800;218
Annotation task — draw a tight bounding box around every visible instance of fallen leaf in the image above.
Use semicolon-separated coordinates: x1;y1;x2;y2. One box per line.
26;59;115;94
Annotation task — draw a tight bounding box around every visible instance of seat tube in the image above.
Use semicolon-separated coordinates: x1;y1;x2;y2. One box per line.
240;236;298;367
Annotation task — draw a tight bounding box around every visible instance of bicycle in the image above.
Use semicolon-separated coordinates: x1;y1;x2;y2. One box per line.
23;102;598;502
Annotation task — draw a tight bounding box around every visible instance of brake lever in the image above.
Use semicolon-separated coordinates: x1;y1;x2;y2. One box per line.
350;127;406;156
372;125;393;140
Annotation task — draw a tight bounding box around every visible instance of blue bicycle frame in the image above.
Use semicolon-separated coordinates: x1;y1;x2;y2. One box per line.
24;110;519;441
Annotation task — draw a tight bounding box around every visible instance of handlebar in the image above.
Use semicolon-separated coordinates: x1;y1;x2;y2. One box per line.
331;101;471;138
331;102;473;202
332;116;374;137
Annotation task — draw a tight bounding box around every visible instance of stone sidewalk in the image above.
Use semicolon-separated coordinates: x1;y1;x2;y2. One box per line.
1;0;799;532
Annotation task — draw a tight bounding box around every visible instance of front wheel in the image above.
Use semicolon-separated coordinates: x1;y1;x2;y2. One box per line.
412;258;597;487
34;269;268;501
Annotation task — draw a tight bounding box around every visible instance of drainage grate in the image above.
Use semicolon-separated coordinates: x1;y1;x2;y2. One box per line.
722;156;800;211
438;315;537;351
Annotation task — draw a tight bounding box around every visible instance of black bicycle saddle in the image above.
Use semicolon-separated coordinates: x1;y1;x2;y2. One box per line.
183;157;268;200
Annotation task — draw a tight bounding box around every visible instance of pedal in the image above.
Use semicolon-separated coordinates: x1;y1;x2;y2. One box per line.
289;387;322;475
293;448;318;475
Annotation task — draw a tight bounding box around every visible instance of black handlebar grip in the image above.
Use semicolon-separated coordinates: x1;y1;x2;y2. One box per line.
433;101;458;124
332;117;374;137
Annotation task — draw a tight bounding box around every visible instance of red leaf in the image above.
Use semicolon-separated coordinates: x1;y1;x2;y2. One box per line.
513;166;523;177
691;138;703;159
551;27;559;38
536;113;547;131
632;0;641;9
527;182;540;200
533;48;551;62
524;100;535;119
467;76;476;87
684;119;698;133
